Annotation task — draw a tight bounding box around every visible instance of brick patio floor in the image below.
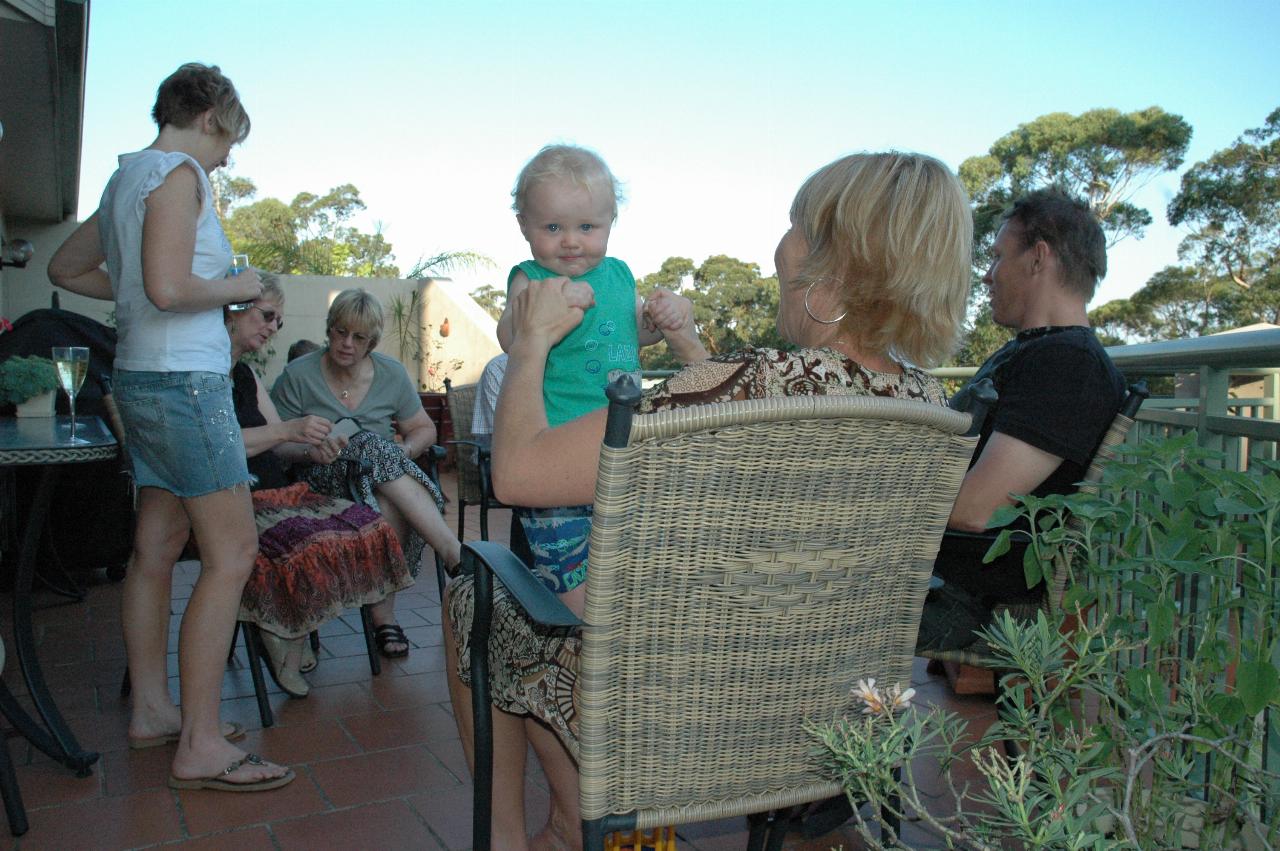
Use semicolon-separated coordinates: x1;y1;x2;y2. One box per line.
0;471;998;850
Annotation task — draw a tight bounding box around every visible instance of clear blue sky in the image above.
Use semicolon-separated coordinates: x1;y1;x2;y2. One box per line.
76;0;1280;308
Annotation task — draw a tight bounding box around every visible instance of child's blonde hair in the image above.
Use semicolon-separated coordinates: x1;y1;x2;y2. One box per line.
511;144;624;219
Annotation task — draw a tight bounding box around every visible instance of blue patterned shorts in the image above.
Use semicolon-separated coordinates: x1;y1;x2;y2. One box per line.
517;505;593;593
113;369;250;498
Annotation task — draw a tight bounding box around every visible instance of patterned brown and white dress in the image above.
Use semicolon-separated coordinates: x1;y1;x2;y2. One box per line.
447;346;945;756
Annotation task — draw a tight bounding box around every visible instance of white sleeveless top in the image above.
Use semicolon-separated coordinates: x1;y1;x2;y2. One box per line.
99;149;233;373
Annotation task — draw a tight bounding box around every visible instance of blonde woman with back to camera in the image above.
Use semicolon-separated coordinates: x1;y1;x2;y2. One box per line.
443;151;973;849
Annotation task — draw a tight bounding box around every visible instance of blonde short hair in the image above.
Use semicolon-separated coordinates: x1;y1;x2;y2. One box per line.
326;288;384;350
790;152;972;368
258;272;283;305
511;144;624;219
151;63;250;144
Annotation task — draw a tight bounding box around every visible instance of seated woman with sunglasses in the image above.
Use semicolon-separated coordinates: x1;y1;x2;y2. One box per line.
226;275;413;696
271;287;463;658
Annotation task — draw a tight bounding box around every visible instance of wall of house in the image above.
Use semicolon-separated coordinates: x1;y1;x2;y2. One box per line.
244;274;500;389
1;217;107;324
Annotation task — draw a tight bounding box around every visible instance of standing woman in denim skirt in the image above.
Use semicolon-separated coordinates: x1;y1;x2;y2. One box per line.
49;63;292;792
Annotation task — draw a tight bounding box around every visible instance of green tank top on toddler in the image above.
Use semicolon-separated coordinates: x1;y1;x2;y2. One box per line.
508;258;640;427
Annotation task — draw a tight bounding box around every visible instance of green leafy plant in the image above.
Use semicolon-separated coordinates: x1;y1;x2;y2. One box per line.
811;432;1280;849
240;343;276;378
0;355;59;405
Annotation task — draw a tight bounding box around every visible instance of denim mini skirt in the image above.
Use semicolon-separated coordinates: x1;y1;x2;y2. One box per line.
113;369;250;497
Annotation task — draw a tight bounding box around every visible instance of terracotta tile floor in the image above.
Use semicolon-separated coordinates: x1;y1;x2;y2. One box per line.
0;471;998;850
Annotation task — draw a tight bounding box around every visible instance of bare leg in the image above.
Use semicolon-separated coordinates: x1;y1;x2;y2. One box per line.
370;495;409;655
123;487;192;741
375;475;462;568
169;486;289;785
526;719;582;851
443;584;532;851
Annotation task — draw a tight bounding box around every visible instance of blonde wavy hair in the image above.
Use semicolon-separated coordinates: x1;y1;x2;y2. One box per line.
790;152;972;368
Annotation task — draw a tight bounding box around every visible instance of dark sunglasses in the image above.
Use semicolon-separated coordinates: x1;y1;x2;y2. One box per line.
249;305;283;329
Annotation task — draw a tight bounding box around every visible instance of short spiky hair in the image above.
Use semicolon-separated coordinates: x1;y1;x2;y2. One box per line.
789;152;973;368
511;144;624;218
151;63;250;144
1003;189;1106;300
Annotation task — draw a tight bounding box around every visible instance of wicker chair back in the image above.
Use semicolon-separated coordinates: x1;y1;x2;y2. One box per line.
576;393;979;825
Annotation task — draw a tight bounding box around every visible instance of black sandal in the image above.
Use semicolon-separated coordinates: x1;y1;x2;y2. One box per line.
373;623;410;659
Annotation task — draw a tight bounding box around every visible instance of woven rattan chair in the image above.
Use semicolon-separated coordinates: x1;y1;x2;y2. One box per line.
920;380;1149;674
464;376;994;851
445;379;509;541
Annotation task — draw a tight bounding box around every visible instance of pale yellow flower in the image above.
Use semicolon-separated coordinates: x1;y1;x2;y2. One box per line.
886;684;916;712
854;678;886;715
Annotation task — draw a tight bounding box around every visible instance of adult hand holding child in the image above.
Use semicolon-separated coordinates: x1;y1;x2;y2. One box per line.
560;278;596;311
507;275;593;351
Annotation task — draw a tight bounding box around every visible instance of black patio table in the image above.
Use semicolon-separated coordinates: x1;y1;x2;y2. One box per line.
0;415;116;777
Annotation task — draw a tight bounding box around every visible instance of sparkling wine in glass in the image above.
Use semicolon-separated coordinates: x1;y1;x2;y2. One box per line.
52;346;90;443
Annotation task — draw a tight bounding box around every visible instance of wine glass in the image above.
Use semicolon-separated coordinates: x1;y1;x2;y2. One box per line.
51;346;90;443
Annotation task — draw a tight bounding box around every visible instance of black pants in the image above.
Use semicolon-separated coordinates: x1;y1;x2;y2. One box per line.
932;530;1044;608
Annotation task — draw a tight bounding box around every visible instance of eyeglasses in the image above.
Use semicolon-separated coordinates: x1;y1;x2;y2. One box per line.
249;306;283;329
328;326;372;346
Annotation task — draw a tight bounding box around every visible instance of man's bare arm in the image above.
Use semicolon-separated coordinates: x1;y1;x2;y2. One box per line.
948;432;1064;532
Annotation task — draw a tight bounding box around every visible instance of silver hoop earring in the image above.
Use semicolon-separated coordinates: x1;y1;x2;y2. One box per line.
804;280;847;325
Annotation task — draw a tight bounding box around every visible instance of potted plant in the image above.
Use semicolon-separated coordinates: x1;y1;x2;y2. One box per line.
809;433;1280;850
0;355;60;416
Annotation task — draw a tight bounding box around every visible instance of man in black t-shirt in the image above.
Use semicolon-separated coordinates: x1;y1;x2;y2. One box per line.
931;189;1125;624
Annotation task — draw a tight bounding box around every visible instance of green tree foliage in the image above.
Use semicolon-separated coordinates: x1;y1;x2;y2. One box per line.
1168;107;1279;292
641;256;696;291
636;255;784;370
218;176;403;278
1091;266;1239;341
1094;107;1280;341
952;301;1012;368
407;251;495;280
961;107;1193;251
956;107;1193;363
469;284;505;321
210;172;257;219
